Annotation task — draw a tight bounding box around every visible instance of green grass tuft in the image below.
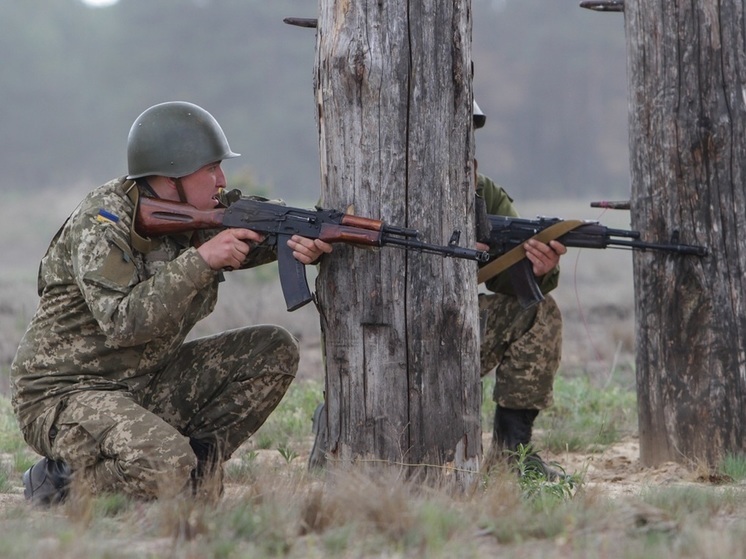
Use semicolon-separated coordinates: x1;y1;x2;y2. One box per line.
537;374;637;453
718;452;746;482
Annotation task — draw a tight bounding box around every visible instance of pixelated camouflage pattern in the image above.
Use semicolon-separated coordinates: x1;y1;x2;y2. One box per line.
475;173;563;410
48;326;297;499
479;292;562;410
11;177;296;499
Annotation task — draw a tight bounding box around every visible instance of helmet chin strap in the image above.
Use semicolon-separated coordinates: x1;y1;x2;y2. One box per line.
135;178;159;199
173;177;189;204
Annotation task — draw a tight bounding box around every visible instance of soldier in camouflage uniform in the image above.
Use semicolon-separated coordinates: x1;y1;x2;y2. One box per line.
473;102;566;476
12;101;332;505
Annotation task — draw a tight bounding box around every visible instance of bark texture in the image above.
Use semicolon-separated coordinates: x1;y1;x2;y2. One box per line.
625;0;746;466
314;0;481;485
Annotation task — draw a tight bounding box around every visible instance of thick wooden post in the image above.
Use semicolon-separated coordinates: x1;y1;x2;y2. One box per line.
313;0;481;484
625;0;746;466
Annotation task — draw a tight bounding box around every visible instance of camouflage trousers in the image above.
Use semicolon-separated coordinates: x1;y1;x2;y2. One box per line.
26;325;298;500
479;292;562;410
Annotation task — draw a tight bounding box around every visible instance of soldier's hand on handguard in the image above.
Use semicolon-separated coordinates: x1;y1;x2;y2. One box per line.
524;239;566;277
197;228;264;270
287;235;333;265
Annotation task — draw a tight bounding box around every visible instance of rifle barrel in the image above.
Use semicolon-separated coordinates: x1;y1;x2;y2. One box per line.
606;238;707;256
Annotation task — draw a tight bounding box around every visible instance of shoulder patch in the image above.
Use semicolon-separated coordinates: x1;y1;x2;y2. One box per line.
96;209;120;224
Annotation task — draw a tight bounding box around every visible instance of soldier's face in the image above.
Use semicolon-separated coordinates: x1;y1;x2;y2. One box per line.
180;161;226;209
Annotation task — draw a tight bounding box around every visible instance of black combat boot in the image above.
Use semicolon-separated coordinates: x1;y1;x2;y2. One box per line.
23;457;71;506
189;439;224;499
307;402;328;471
493;406;562;480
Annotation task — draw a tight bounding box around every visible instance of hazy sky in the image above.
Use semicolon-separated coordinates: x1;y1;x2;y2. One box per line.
81;0;119;6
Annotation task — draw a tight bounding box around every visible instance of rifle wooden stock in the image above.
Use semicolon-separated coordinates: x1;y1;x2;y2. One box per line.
136;197;225;236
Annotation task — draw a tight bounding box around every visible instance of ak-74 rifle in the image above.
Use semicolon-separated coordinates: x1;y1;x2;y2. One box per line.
136;193;489;312
478;213;708;308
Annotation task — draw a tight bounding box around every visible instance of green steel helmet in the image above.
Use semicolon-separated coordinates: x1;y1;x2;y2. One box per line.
473;100;486;129
126;101;240;179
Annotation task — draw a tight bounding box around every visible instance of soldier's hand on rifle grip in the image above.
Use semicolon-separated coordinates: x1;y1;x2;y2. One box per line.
287;235;333;265
524;239;567;277
197;228;265;270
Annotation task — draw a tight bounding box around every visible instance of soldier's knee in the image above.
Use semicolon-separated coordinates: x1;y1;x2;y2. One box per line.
125;438;196;499
243;324;299;361
276;325;300;354
540;295;563;327
268;325;300;375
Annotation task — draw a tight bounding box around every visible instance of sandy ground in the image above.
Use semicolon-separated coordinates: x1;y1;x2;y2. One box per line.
545;436;695;496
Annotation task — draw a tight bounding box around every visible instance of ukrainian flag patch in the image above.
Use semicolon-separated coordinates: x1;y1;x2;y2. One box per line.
96;209;119;224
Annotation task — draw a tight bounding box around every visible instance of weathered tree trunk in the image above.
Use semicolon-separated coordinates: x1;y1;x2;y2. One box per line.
313;0;481;485
625;1;746;466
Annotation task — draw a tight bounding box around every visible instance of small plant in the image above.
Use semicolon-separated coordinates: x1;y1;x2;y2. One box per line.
254;431;274;450
510;444;580;505
277;445;298;464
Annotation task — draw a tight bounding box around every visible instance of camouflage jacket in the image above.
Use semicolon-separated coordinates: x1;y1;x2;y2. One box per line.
11;177;275;428
477;173;560;296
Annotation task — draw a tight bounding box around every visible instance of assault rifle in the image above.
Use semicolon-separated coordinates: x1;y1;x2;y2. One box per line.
136;195;489;311
480;214;707;308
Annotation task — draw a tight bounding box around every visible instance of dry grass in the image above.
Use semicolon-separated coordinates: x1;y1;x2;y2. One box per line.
2;453;746;559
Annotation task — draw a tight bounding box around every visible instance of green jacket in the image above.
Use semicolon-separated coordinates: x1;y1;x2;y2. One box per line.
477;174;560;296
11;178;274;428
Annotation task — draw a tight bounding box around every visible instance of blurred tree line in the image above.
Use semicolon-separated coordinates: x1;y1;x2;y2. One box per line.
0;0;628;203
